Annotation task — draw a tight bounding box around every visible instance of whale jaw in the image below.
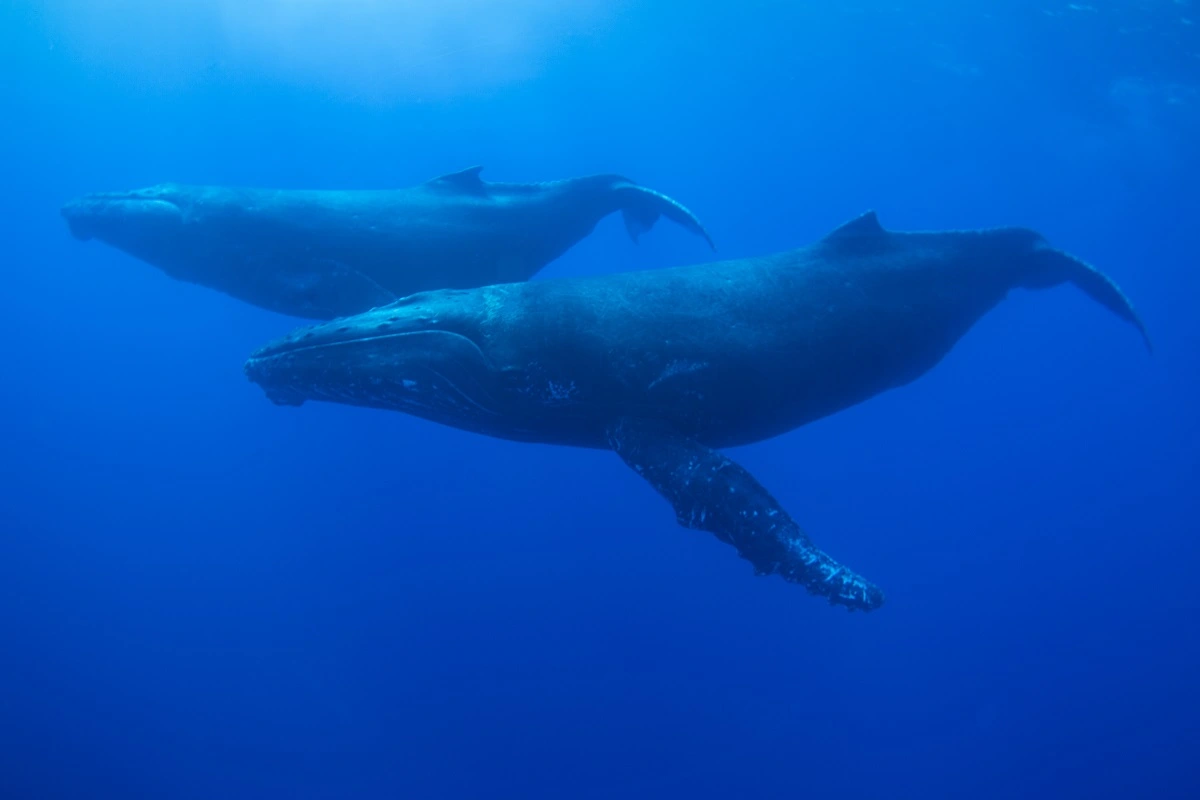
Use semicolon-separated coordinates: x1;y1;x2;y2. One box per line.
60;192;186;246
243;297;507;428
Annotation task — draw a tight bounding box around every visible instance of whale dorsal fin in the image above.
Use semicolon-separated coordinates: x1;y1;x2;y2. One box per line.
427;165;486;193
818;211;888;256
824;211;885;243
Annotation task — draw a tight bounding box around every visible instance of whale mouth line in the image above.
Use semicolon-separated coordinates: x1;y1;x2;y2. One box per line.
105;196;185;215
61;194;186;241
108;192;180;204
74;193;184;211
245;328;502;417
249;328;486;362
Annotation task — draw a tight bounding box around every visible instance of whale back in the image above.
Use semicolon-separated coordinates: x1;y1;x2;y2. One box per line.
463;212;1150;447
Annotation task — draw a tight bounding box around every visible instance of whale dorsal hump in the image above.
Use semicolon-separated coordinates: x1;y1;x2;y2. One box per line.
823;210;885;245
426;165;487;193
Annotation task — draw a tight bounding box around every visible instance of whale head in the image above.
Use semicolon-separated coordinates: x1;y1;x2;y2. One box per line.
243;288;514;429
61;184;192;247
58;184;214;282
60;184;406;320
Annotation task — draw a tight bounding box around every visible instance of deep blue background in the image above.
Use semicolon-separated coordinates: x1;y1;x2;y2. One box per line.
1;2;1197;797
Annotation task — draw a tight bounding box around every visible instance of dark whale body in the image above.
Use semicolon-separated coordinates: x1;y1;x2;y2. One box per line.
243;212;1150;612
60;166;713;320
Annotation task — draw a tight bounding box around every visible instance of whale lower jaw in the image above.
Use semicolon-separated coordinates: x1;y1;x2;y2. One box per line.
259;382;308;407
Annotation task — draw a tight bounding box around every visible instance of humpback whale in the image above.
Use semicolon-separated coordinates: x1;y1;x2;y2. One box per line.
60;166;713;320
242;212;1150;612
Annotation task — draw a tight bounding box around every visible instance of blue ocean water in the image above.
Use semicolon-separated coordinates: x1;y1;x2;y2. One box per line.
1;1;1197;797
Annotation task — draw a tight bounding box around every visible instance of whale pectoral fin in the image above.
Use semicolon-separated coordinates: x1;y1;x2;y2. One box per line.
495;257;535;285
285;259;399;318
605;417;885;613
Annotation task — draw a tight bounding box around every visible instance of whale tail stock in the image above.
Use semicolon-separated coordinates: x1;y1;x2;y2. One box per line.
612;180;717;251
1026;241;1152;353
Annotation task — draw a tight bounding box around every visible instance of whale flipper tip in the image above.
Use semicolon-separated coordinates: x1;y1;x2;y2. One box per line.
606;417;885;614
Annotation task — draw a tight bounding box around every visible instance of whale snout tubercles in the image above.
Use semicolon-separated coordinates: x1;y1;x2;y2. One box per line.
243;329;321;406
242;355;309;407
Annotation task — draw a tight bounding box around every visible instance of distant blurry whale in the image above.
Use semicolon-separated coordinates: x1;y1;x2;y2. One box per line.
60;166;714;320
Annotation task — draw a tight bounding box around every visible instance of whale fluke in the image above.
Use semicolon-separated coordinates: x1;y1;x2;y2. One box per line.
613;181;716;251
1031;242;1152;353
